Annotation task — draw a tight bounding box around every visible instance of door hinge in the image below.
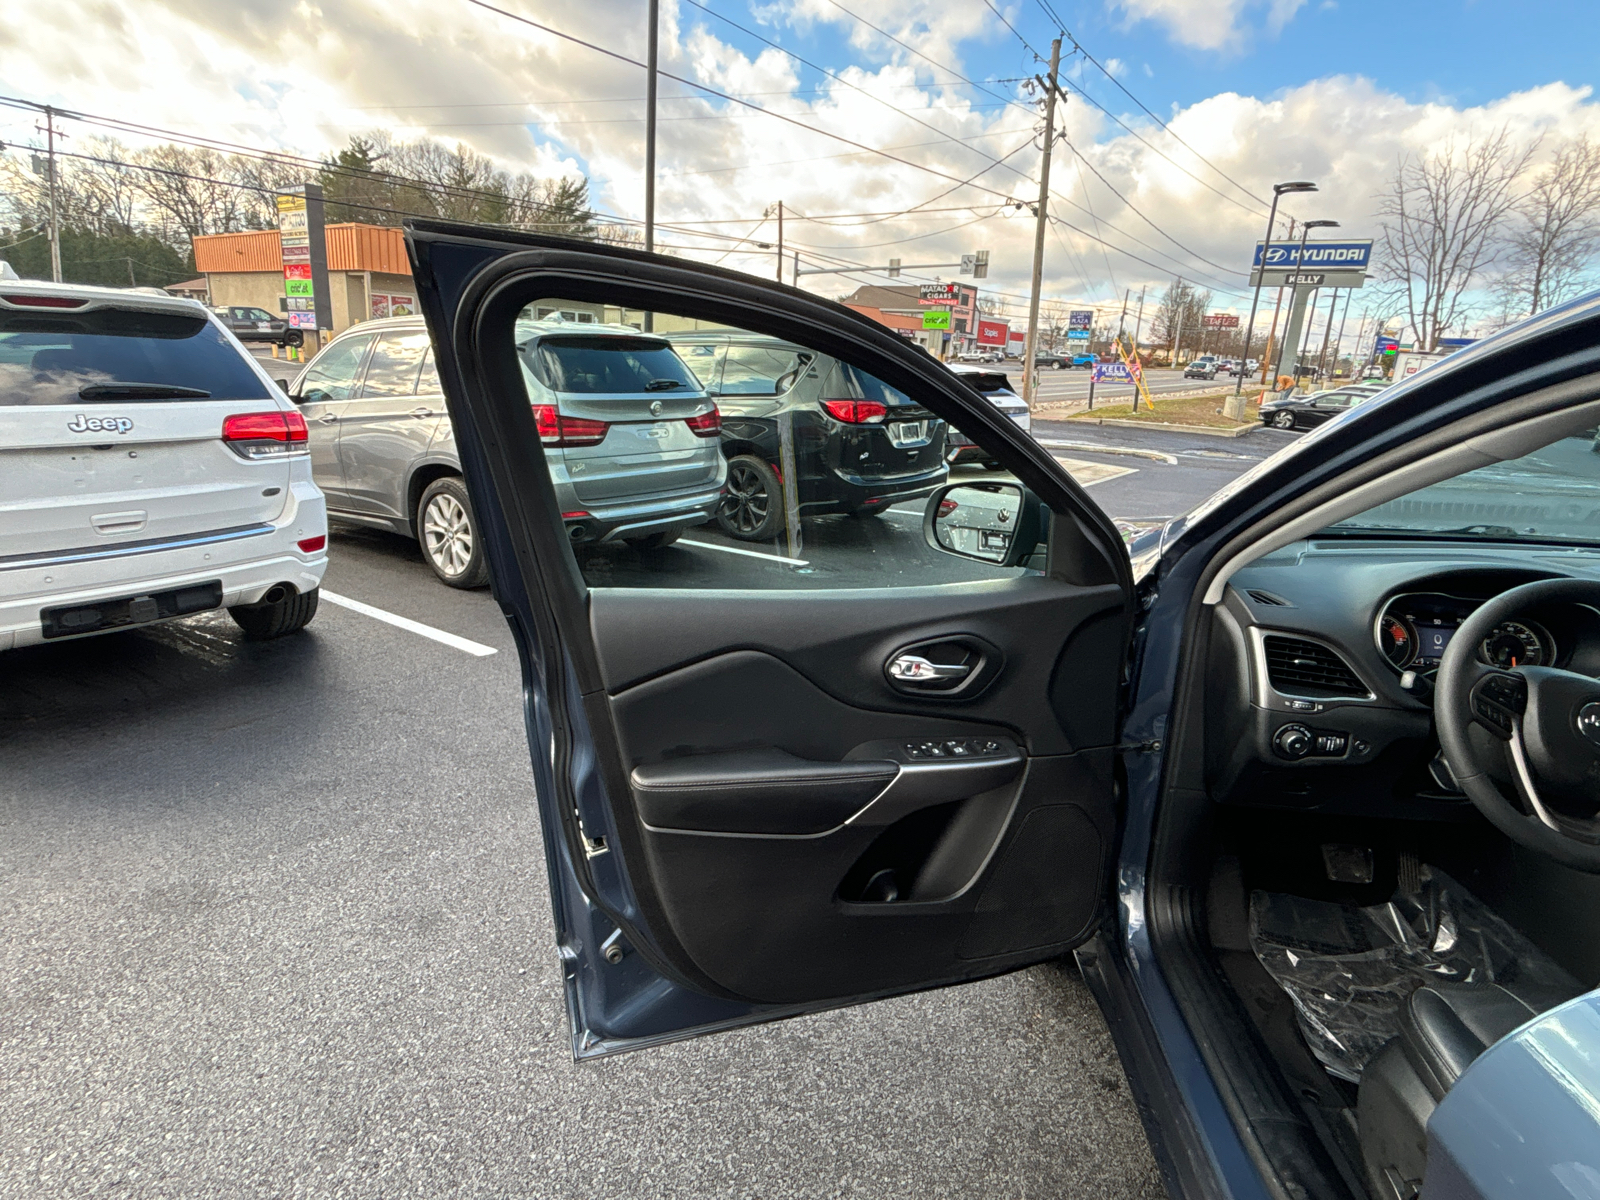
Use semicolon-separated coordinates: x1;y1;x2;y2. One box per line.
1116;739;1163;753
576;810;609;858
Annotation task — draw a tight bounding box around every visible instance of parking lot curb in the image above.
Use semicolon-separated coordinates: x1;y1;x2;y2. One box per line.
1035;439;1179;465
1066;417;1262;439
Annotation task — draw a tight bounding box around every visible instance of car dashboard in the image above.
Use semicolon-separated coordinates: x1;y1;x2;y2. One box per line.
1208;538;1600;818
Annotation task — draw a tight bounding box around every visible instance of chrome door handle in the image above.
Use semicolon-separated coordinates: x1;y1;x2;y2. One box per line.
317;412;338;423
411;406;434;417
887;655;971;682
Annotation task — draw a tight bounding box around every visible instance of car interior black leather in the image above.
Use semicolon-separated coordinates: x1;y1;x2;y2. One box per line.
631;748;898;835
1398;980;1580;1100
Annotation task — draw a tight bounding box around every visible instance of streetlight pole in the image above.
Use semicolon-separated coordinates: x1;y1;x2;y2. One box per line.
643;0;658;330
1227;180;1316;419
1278;218;1339;386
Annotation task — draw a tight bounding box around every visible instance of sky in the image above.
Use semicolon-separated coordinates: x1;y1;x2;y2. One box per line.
1;0;1597;333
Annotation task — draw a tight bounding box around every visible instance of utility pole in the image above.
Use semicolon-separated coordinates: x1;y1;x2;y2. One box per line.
1132;286;1146;348
1170;277;1185;368
39;106;65;283
1021;37;1062;407
1330;288;1354;377
775;200;783;282
643;0;658;331
1117;287;1130;339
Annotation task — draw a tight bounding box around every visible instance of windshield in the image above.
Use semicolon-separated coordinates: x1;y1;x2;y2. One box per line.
526;336;700;395
0;309;270;404
1321;430;1600;545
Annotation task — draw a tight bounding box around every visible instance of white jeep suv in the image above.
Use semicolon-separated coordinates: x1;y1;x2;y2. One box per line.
0;281;327;650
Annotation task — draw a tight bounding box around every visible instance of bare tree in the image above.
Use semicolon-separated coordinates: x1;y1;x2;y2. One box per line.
1151;280;1210;361
1375;128;1537;349
129;144;254;239
1497;137;1600;316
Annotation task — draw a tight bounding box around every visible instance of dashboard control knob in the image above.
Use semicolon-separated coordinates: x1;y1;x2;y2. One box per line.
1274;723;1315;760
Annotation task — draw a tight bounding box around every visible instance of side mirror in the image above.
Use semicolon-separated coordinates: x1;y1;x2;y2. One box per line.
923;481;1045;567
273;378;292;393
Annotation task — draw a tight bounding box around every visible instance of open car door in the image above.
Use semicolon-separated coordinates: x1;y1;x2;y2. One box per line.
407;223;1137;1057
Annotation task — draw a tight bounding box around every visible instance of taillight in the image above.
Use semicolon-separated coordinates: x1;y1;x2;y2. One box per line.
820;398;888;424
937;498;959;518
297;535;326;553
1;293;87;309
685;407;721;437
221;411;309;458
532;403;609;447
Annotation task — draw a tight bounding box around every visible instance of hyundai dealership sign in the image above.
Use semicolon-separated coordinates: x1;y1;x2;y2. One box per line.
1249;239;1372;288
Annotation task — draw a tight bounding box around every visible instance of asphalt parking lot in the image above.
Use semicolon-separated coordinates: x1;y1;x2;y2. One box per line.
1;418;1290;1198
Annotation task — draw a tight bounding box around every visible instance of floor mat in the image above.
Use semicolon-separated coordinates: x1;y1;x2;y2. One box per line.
1248;865;1581;1083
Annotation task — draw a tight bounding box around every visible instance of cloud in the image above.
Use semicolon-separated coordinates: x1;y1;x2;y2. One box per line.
1110;0;1309;52
0;3;1596;327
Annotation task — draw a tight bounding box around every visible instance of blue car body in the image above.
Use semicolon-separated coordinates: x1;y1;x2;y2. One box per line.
405;221;1600;1200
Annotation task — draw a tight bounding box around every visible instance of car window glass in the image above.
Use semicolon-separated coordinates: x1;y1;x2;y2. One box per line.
298;333;374;403
359;330;430;397
718;345;808;396
510;299;1042;591
529;336;700;395
415;348;441;394
0;309;271;405
675;342;725;389
246;309;274;322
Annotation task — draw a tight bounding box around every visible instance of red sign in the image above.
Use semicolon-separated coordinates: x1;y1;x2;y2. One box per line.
1008;329;1026;344
283;264;312;281
1202;313;1240;328
977;319;1008;347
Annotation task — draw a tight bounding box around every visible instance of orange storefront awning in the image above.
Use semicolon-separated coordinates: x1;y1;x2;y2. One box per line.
194;223;411;276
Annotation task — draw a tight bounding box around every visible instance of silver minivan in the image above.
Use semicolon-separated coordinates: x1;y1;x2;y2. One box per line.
290;316;726;587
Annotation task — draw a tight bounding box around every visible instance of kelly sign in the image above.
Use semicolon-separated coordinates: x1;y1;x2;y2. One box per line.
1250;239;1372;289
1091;362;1133;384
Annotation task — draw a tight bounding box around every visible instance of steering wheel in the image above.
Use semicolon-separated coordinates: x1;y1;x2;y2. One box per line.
1436;578;1600;873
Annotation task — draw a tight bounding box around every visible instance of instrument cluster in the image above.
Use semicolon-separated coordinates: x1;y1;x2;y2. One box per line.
1375;591;1555;672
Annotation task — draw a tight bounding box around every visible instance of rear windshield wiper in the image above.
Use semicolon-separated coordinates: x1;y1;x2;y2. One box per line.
644;378;684;391
78;383;212;401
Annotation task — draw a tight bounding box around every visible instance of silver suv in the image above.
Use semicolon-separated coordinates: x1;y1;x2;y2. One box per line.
291;316;726;587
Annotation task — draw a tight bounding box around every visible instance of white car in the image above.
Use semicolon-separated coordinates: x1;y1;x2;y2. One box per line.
0;281;327;650
944;364;1031;468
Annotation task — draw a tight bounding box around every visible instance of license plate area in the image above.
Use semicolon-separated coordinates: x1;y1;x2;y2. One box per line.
41;581;222;639
888;420;929;448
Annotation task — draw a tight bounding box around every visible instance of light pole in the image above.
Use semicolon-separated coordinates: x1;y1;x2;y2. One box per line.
1283;218;1339;385
1227;180;1316;418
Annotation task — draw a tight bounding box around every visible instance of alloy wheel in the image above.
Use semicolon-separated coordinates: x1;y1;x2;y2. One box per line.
1273;411;1297;430
423;491;474;577
721;462;771;535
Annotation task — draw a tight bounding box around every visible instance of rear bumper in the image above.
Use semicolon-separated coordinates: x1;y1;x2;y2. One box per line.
0;483;327;650
803;464;948;514
567;484;724;544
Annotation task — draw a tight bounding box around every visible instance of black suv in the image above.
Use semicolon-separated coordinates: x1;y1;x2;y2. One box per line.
668;330;948;540
210;305;303;348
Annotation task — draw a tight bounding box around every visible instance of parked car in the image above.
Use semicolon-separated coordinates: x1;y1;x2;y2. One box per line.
291;316;725;587
957;348;1001;363
1259;382;1387;430
1034;351;1070;370
943;364;1030;468
666;329;947;541
211;304;303;348
415;225;1600;1200
1;281;327;649
1070;353;1099;368
1184;357;1218;379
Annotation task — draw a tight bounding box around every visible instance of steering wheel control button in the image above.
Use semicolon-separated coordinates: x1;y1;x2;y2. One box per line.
1577;702;1600;748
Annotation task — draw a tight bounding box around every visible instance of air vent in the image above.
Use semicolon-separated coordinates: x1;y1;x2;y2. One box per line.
1263;635;1368;698
1246;589;1291;607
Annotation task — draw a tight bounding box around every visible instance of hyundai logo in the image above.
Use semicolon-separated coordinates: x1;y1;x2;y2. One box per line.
1578;701;1600;747
66;414;134;435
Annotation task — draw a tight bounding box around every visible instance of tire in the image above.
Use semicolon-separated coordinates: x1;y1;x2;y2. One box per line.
417;476;489;588
1052;361;1065;370
285;331;304;348
635;528;682;550
229;586;319;640
716;455;785;541
1272;410;1297;430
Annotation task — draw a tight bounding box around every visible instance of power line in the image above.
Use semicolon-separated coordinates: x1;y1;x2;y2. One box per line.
980;0;1046;60
1059;26;1268;211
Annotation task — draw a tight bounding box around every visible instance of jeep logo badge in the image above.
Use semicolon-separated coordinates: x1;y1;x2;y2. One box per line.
67;414;134;435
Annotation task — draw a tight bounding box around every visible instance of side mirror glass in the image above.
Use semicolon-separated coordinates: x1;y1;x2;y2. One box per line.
273;377;292;394
923;482;1043;566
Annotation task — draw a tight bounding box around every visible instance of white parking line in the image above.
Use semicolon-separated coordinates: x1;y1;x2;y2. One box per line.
320;591;499;657
679;538;809;566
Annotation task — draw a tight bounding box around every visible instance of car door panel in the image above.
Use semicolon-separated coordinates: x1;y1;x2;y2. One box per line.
405;224;1135;1055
